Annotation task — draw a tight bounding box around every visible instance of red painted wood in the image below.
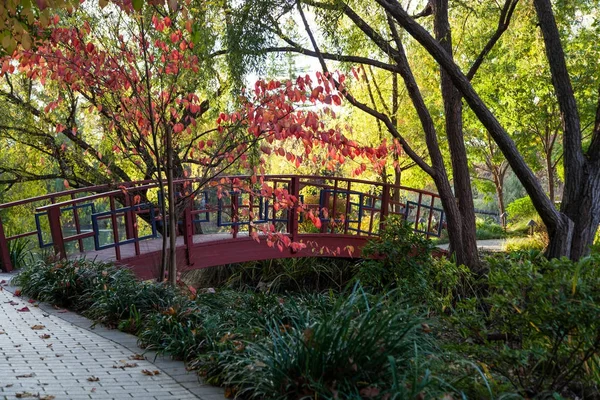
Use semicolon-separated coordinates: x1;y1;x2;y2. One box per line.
47;207;66;259
109;196;121;261
0;216;13;272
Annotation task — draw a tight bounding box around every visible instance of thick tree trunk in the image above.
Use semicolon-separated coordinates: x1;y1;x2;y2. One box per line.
558;163;600;259
434;0;479;268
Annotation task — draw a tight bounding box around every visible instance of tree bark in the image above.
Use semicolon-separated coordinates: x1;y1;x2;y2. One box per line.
433;0;479;268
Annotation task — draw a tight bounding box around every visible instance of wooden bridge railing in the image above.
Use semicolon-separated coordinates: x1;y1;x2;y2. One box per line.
0;175;444;272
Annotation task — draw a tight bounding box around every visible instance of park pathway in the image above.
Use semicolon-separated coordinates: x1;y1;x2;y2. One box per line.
0;273;224;400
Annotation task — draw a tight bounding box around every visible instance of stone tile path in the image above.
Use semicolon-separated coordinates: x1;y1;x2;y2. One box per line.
0;274;224;400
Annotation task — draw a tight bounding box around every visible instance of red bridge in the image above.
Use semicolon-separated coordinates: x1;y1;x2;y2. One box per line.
0;175;444;279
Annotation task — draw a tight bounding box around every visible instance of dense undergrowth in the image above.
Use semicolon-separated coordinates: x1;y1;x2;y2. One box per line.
13;218;600;399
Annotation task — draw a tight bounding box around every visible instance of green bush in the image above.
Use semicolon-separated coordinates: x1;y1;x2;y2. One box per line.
13;258;118;309
506;196;538;223
450;252;600;398
356;216;434;294
475;218;506;240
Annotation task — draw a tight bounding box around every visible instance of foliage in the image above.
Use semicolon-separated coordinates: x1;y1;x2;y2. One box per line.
504;234;547;253
13;258;118;310
450;252;600;398
475;218;506;241
356;216;434;294
4;237;33;269
183;257;356;293
506;196;538;224
221;287;443;399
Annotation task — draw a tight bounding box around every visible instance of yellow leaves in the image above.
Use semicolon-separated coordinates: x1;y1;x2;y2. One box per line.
30;325;45;330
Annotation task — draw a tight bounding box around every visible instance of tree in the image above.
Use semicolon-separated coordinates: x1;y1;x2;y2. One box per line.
375;0;600;259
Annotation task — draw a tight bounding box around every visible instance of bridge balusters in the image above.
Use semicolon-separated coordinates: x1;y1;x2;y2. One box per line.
109;196;121;261
0;215;13;272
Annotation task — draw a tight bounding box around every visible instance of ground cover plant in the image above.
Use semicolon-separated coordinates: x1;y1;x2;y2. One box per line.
12;220;600;399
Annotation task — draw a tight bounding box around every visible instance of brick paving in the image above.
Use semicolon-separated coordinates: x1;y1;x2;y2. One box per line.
0;274;224;400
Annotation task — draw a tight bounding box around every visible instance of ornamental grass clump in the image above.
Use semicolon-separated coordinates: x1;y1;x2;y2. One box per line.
220;285;441;399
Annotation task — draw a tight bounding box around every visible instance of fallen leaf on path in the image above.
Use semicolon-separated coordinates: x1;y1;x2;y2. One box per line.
31;325;45;330
5;384;13;387
87;376;100;382
16;373;34;378
113;362;138;369
129;354;145;360
39;334;51;339
5;300;18;305
0;331;5;335
0;279;6;285
28;299;36;304
141;369;160;376
55;354;63;357
14;289;21;296
15;392;35;398
17;306;30;312
39;396;56;400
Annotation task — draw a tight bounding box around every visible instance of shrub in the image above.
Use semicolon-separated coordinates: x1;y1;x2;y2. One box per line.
451;252;600;398
475;217;506;240
356;216;434;295
13;258;118;309
506;196;538;222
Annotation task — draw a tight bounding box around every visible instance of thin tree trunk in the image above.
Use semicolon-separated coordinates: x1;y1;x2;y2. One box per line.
546;151;555;204
166;127;177;285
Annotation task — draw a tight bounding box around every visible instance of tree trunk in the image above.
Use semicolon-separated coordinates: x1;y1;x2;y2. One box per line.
559;163;600;259
546;150;555;203
434;0;479;268
166;127;178;285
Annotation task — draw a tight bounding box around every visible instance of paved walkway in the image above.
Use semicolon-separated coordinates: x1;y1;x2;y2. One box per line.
0;274;223;400
437;239;507;252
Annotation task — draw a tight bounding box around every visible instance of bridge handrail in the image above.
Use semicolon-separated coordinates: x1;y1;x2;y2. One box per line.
0;175;444;273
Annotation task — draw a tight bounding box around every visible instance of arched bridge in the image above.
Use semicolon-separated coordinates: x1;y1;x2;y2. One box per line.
0;175;445;279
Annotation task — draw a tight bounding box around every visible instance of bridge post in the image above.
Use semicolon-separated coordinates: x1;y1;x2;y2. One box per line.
47;207;67;260
288;176;300;251
183;198;194;266
379;183;391;233
0;215;13;272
